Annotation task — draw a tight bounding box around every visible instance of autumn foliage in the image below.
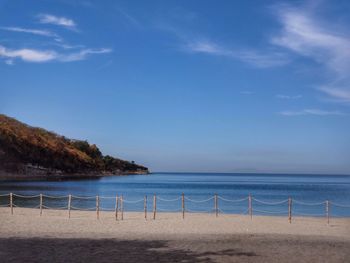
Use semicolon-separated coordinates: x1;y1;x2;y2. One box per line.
0;114;148;174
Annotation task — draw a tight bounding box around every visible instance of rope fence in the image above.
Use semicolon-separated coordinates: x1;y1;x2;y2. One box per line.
0;192;349;224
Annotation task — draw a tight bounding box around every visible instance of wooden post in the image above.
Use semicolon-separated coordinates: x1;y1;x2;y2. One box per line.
121;195;124;220
96;195;100;220
40;194;43;216
248;194;252;220
153;194;156;220
115;195;119;221
182;193;185;219
288;197;292;224
144;195;147;220
68;194;72;219
215;194;218;217
10;193;13;215
326;200;329;225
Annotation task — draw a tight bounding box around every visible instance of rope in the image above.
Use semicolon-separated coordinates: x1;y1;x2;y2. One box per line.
123;199;144;203
42;195;69;199
217;196;248;202
253;208;288;214
3;193;350;217
184;196;214;203
330;202;350;208
13;194;40;198
252;198;289;205
70;206;96;211
71;195;95;199
293;200;325;206
42;205;68;210
157;197;181;202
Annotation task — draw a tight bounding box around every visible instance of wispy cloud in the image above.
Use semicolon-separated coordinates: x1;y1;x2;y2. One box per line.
159;3;350;102
0;13;112;65
0;45;111;63
0;45;57;62
38;14;76;29
317;85;350;103
272;5;350;102
185;40;289;68
59;48;112;62
116;7;142;28
279;109;346;116
1;26;58;38
276;94;302;99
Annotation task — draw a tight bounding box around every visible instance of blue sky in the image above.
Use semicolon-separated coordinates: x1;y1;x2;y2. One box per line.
1;0;350;174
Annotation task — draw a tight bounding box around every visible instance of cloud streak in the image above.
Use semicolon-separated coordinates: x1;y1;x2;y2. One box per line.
38;14;76;29
185;40;289;68
279;109;346;116
276;94;302;99
0;45;111;63
1;27;58;38
59;48;112;62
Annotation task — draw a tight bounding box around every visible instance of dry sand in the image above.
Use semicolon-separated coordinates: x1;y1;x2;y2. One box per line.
0;207;349;262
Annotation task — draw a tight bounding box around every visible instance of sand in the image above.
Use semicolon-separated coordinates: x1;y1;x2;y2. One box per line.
0;207;349;262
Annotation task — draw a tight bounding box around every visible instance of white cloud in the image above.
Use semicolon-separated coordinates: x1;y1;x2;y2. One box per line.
38;14;76;29
59;48;112;62
0;45;111;63
186;41;222;54
318;86;350;102
276;94;302;99
0;45;57;62
185;40;289;68
236;49;289;68
279;109;346;116
272;6;350;102
1;26;58;38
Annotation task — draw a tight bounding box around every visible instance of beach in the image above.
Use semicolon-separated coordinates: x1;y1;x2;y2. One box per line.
0;207;349;262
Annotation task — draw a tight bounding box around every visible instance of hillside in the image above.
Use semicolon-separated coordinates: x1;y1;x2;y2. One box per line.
0;114;148;180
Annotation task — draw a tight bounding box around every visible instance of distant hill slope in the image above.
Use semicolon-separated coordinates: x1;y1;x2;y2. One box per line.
0;114;148;180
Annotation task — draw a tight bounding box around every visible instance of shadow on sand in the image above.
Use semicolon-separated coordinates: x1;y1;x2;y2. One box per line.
0;237;257;263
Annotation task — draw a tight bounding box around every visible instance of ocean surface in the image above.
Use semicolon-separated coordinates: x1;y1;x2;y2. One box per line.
1;173;350;217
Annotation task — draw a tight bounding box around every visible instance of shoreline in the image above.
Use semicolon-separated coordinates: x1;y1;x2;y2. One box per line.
0;170;149;181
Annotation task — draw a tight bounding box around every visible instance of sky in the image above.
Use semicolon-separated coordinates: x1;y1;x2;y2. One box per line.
1;0;350;174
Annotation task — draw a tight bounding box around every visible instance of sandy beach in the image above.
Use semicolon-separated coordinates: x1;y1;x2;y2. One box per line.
0;207;349;262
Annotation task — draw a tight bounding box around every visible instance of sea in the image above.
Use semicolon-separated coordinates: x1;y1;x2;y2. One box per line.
0;173;349;217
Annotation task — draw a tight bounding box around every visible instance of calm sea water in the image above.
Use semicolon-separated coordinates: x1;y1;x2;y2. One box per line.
0;173;350;217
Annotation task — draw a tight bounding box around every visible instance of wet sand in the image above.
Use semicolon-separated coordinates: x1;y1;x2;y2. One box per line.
0;208;349;262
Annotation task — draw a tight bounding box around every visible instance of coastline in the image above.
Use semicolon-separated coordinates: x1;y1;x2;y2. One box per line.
1;208;349;262
0;169;149;181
